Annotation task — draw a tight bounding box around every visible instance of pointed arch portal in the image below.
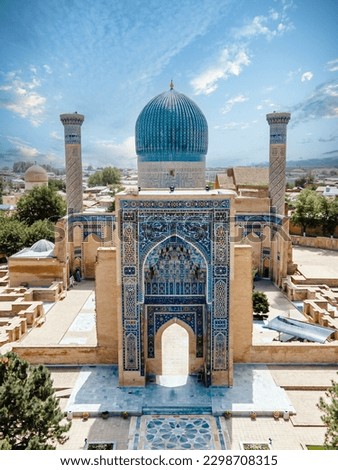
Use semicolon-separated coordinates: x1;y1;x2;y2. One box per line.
119;197;231;387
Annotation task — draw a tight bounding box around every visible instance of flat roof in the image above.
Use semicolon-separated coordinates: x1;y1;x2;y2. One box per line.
122;188;236;197
264;315;336;343
293;246;338;280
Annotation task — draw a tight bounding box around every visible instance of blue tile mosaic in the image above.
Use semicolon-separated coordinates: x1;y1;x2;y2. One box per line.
142;416;219;450
120;198;231;379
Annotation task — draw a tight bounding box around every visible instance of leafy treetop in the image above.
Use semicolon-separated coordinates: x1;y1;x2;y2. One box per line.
317;374;338;449
0;352;70;449
88;166;121;187
16;185;66;225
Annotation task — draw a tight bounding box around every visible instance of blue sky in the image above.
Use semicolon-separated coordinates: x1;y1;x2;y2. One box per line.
0;0;337;170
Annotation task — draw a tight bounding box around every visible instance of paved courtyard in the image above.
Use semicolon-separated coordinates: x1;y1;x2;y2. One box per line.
52;363;336;450
292;245;338;281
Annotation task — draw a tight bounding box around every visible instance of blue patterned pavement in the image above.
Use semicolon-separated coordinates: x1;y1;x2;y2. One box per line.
65;364;294;416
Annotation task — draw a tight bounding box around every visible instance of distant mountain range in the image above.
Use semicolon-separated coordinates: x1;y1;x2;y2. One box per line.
252;156;338;168
286;156;338;168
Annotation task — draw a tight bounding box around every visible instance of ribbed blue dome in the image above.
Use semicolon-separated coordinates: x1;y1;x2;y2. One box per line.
136;88;208;162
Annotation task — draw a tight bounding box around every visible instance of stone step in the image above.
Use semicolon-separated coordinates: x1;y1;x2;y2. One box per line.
142;406;212;415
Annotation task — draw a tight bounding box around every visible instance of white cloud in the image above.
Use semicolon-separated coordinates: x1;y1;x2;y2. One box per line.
18;144;40;159
286;67;302;83
292;80;338;123
222;94;248;114
6;137;40;160
50;131;63;141
86;136;136;167
233;6;293;41
215;121;251;131
301;71;313;82
191;47;250;95
256;99;277;110
43;64;52;74
0;69;46;126
326;58;338;72
44;152;59;163
235;15;272;39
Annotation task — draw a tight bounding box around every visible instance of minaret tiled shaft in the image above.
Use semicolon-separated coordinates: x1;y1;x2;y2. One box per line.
60;113;84;214
266;112;291;215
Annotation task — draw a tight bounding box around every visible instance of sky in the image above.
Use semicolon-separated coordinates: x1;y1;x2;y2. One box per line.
0;0;337;171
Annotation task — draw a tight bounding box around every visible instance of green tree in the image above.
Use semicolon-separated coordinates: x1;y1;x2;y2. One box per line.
88;166;121;187
16;185;66;225
0;217;28;257
106;200;115;212
320;197;338;237
0;216;55;259
48;179;66;192
295;173;315;189
0;352;70;449
25;219;55;246
317;374;338;449
252;291;269;318
294;176;307;188
290;189;322;235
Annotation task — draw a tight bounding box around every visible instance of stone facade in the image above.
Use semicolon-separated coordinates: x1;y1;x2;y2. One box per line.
138;161;206;190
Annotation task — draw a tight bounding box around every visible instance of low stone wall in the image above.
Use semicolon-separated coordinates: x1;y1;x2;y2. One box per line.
12;342;338;368
291;235;338;251
30;282;64;302
12;345;116;364
236;343;338;364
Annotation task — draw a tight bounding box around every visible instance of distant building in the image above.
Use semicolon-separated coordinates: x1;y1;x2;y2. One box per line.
316;186;338;197
214;167;269;198
24;163;48;191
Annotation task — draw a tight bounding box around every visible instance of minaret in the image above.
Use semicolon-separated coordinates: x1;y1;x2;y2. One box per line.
266;112;291;215
60;112;84;214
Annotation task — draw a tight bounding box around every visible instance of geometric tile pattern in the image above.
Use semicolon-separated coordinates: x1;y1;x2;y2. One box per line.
119;198;231;380
138;416;226;450
147;305;204;358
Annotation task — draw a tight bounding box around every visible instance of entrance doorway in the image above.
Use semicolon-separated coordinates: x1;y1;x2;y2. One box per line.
263;258;270;279
158;323;189;387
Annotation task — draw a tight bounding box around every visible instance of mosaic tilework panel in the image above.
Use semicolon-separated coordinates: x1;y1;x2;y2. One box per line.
120;198;231;375
144;236;206;297
235;213;283;226
143;417;219;450
147;305;204;358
